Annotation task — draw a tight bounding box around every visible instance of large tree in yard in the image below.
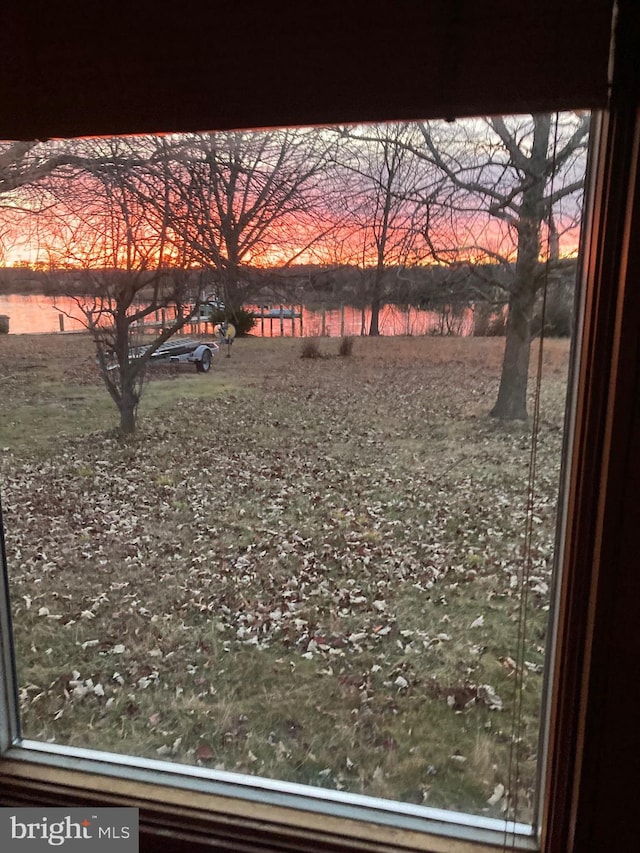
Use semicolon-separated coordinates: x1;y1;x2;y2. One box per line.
417;113;590;419
147;130;333;321
39;137;207;434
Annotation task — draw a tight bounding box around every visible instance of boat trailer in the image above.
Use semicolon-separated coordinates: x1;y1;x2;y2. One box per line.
140;338;220;372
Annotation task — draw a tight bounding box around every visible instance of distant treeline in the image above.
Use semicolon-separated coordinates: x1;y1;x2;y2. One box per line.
271;258;578;307
0;259;578;318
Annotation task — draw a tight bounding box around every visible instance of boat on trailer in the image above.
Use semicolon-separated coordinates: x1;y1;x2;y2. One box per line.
135;338;220;372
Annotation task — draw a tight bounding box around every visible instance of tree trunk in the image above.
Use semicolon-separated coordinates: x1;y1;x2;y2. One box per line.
369;296;381;336
369;264;384;336
489;285;534;420
119;383;138;434
221;257;243;319
490;217;540;420
490;115;550;420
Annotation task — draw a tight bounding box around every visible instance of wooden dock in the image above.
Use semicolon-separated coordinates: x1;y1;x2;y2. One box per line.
251;305;303;337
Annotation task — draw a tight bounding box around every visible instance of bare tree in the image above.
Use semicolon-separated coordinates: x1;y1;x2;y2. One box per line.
39;137;205;434
7;129;333;430
0;141;68;194
334;124;428;335
0;140;96;263
146;129;334;320
415;113;589;419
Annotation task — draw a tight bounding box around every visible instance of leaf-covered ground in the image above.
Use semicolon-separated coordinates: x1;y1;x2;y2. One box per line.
0;332;570;822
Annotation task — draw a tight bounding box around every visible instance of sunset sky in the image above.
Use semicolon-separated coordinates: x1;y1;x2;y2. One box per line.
0;114;588;272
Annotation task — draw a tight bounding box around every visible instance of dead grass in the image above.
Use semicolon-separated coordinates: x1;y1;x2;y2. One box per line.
0;331;571;822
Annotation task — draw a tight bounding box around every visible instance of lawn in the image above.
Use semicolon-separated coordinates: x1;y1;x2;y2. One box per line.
0;331;571;822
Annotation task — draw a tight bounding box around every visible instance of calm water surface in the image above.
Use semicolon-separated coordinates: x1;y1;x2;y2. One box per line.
0;294;475;337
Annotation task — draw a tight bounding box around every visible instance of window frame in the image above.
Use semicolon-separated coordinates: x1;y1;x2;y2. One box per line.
2;6;639;853
540;34;640;853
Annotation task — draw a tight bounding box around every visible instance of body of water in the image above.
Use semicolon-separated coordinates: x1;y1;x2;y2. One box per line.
0;294;476;337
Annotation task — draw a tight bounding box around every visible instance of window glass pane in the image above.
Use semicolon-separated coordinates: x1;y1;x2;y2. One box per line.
0;113;588;825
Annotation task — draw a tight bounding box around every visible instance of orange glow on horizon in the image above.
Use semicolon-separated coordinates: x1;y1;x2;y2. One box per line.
2;185;583;272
